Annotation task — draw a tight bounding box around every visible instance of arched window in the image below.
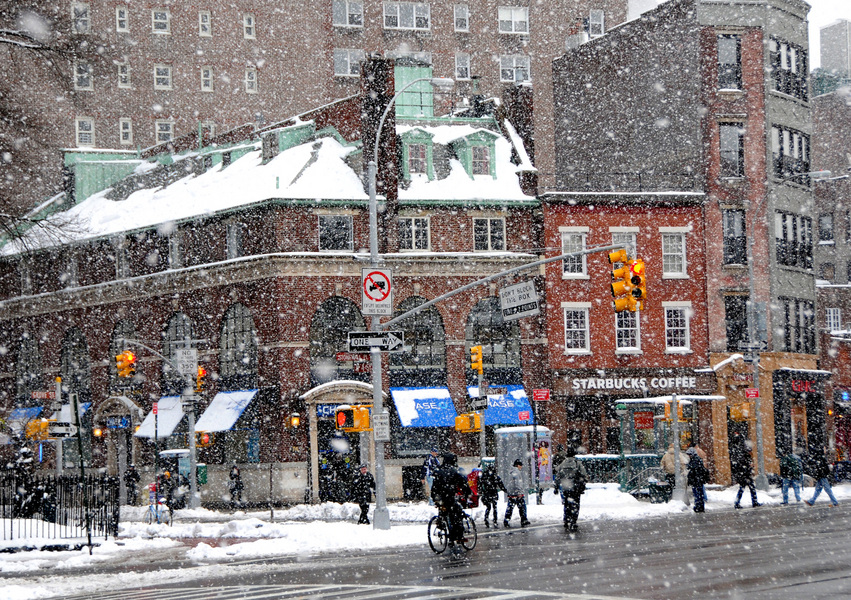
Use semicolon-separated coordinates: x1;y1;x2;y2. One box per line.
60;327;91;401
389;296;446;387
162;312;194;395
309;297;366;385
109;320;136;389
465;296;521;385
15;334;42;405
219;303;258;391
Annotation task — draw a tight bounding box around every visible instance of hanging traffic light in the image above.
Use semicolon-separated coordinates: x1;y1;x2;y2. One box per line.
470;345;483;375
116;350;136;378
196;366;207;392
335;405;371;432
610;249;636;312
630;259;647;310
196;431;214;447
454;412;482;433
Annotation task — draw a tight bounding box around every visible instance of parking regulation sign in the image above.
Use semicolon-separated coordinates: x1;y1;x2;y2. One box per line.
362;268;393;316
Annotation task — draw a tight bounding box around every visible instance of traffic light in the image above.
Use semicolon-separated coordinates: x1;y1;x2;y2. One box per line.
630;259;647;310
610;251;636;312
470;345;483;375
196;431;214;446
196;366;207;392
116;350;136;378
454;412;482;433
335;405;371;432
664;401;689;422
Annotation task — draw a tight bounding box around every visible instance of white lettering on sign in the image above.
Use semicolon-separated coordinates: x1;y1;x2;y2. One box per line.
571;376;697;391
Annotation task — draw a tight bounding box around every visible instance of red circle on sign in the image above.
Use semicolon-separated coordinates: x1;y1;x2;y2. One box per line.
364;271;391;302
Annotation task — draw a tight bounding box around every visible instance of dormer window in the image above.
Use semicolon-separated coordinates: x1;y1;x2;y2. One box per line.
400;128;436;180
450;131;499;178
409;144;427;174
472;146;490;175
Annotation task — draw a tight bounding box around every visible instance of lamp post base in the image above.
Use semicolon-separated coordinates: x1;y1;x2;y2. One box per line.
372;506;390;530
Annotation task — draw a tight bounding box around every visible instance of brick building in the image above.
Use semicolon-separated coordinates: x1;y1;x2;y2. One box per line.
549;0;821;483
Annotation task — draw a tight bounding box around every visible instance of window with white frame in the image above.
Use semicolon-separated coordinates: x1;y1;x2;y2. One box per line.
154;64;172;90
199;11;211;36
116;6;129;32
318;215;353;251
243;13;255;38
499;54;530;82
719;122;745;178
615;310;640;352
473;217;505;251
563;304;591;353
610;230;637;260
333;0;363;27
119;118;133;145
384;2;430;31
661;230;687;277
226;222;243;259
664;303;691;352
398;217;430;251
826;307;842;331
498;6;528;34
74;61;93;90
333;49;365;77
471;146;490;175
408;143;427;174
245;67;257;93
201;67;213;91
72;3;90;34
200;122;216;140
117;62;131;88
76;117;94;146
454;5;469;31
589;9;605;37
152;9;170;34
561;229;588;277
155;120;173;143
455;52;471;80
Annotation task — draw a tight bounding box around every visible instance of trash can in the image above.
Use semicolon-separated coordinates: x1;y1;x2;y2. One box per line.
648;480;671;503
196;464;207;485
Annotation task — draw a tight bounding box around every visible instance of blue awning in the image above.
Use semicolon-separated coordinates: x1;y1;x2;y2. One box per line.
390;387;458;427
195;389;259;432
467;385;534;425
7;407;43;433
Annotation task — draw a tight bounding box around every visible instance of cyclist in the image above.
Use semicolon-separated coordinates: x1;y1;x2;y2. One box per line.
430;452;471;556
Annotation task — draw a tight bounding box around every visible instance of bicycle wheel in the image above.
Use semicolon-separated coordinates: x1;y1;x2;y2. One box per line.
160;507;172;526
461;514;477;551
144;507;154;525
428;515;448;554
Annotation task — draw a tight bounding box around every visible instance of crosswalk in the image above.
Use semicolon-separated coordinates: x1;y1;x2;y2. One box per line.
65;584;636;600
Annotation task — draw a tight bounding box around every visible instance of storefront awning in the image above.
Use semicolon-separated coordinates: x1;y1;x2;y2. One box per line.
6;407;43;433
134;396;184;438
468;385;534;426
195;389;259;432
390;387;457;427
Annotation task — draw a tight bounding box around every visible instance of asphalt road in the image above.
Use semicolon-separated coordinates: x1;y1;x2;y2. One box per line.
55;502;851;599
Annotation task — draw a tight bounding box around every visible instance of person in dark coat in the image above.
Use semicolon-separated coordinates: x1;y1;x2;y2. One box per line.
421;448;441;506
503;459;530;528
551;444;568;475
686;447;709;513
553;446;588;531
350;463;376;524
805;447;839;507
124;465;141;505
229;465;244;507
478;463;505;528
431;453;471;554
779;451;803;504
730;433;761;509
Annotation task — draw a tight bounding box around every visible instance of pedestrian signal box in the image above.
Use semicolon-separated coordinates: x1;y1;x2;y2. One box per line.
335;405;371;432
455;412;482;433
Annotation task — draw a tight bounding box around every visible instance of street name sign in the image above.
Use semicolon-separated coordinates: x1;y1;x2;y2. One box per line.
362;268;393;316
499;280;540;322
48;422;77;438
347;331;404;352
745;388;759;399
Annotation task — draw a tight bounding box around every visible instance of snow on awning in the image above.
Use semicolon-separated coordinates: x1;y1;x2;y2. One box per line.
194;389;259;432
134;396;184;438
6;407;43;433
390;387;457;427
467;385;534;425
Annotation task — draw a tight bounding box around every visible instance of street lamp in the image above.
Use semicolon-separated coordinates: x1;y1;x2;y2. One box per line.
615;403;627;492
367;75;454;531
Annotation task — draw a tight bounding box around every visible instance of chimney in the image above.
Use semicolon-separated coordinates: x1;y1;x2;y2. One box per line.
502;83;537;196
361;55;399;208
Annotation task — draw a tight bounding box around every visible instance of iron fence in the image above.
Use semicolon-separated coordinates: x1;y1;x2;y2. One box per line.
0;473;120;549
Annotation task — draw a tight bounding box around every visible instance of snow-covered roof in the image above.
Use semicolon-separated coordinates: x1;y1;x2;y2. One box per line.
5;121;534;256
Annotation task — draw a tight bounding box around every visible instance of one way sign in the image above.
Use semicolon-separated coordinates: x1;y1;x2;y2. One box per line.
347;331;405;352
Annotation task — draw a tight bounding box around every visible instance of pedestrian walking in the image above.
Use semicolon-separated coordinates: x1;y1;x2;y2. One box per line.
503;459;530;528
229;465;244;507
686;447;709;513
478;463;506;528
421;447;441;506
124;464;141;505
779;450;803;504
730;432;761;509
350;463;376;524
553;446;588;531
805;447;839;507
551;444;568;474
661;444;688;503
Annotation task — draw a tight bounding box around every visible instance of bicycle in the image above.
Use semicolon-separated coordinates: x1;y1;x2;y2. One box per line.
144;486;172;525
428;508;477;555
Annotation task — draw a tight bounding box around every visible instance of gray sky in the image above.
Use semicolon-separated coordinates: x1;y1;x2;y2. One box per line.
808;0;851;69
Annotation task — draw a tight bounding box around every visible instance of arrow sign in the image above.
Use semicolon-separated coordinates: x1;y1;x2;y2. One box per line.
347;331;405;352
48;422;78;438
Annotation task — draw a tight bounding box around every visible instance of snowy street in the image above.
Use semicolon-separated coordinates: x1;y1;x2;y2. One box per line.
3;482;851;600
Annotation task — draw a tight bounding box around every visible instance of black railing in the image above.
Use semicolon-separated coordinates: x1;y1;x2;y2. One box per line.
0;473;119;549
555;172;700;193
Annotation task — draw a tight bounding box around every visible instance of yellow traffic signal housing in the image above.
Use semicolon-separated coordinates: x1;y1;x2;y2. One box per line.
335;405;371;432
25;419;50;441
608;249;629;265
470;345;484;375
454;412;482;433
116;350;136;378
196;431;214;446
664;401;690;422
630;259;647;310
196;366;207;392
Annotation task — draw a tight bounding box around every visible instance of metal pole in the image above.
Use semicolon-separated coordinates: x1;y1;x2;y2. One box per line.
618;409;626;492
54;377;63;476
478;371;486;461
185;388;199;508
672;394;687;503
71;392;93;554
